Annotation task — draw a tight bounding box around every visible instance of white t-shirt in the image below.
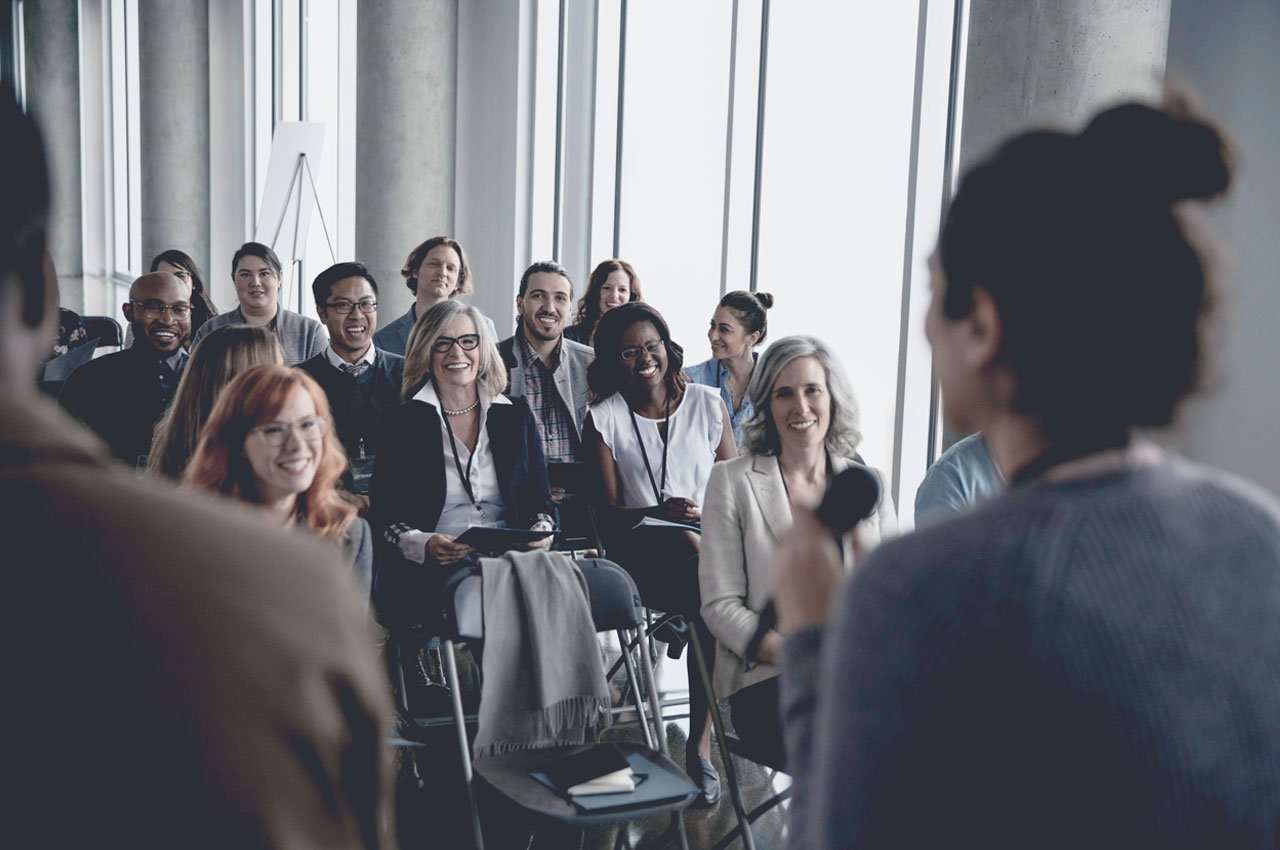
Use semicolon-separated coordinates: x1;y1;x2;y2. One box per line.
588;383;724;509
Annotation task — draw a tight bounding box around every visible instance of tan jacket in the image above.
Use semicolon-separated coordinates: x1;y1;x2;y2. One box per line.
1;395;395;848
699;452;898;698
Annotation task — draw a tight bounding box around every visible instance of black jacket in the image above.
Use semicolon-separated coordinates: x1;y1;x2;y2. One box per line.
296;349;404;459
369;394;555;627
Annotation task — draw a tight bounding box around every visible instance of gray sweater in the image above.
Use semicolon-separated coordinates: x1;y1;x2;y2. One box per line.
783;457;1280;849
190;306;327;367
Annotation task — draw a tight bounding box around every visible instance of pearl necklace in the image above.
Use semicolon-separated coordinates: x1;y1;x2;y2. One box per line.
441;399;480;416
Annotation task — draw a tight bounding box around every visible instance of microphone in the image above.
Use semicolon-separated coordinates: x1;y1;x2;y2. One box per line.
744;465;881;663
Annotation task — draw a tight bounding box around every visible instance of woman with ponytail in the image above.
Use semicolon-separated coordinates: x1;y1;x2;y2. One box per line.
774;102;1280;848
686;290;774;447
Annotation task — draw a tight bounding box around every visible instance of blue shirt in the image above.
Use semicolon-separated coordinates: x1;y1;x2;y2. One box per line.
913;432;1002;527
686;355;756;447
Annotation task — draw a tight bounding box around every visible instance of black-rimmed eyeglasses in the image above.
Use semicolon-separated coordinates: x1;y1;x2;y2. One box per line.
431;334;481;353
131;299;192;319
324;299;378;315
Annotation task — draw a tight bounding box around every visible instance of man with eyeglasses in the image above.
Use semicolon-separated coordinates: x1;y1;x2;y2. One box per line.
59;269;192;465
298;262;404;500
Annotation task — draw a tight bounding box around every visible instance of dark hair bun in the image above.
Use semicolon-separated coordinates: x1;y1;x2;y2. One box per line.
1081;103;1232;204
754;291;775;310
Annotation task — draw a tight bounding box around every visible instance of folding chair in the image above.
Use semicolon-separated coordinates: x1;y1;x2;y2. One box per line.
688;621;792;850
439;557;698;850
81;315;124;351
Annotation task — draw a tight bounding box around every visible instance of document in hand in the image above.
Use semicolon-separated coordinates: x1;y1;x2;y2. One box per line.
630;516;702;534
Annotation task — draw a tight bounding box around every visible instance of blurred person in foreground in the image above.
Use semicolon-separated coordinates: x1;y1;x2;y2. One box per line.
774;102;1280;848
0;89;394;847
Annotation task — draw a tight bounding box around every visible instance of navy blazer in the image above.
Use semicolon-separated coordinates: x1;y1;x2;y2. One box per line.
369;394;555;626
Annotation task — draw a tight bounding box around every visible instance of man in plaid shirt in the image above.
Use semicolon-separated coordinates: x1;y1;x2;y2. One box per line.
498;261;594;467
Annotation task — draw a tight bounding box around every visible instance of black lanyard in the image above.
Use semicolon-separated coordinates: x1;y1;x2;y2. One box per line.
1009;432;1129;488
441;410;481;510
628;395;671;505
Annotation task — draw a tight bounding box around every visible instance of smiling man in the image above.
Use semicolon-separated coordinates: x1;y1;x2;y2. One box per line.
297;262;404;493
497;260;592;464
59;270;192;465
189;241;327;366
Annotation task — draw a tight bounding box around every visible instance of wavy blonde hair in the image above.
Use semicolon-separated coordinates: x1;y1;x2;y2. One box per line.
185;365;355;540
401;299;507;402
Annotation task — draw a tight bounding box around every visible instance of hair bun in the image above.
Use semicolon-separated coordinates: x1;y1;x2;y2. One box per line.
754;291;775;310
1080;103;1232;204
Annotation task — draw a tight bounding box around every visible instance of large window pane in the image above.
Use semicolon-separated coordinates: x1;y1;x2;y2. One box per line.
615;1;733;353
755;0;922;473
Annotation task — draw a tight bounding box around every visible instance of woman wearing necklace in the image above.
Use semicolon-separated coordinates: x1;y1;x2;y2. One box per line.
773;103;1280;848
185;364;372;590
370;299;555;632
583;302;737;806
699;335;897;768
686;290;774;447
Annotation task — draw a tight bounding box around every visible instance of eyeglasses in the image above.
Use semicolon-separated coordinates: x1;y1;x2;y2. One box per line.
131;299;192;319
619;339;664;361
431;334;481;353
250;416;328;446
325;299;378;315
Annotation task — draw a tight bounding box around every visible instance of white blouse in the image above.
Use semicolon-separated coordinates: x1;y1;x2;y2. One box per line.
588;383;724;509
412;381;510;534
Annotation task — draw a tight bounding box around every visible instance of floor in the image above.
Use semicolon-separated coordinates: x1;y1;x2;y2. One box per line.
391;638;792;849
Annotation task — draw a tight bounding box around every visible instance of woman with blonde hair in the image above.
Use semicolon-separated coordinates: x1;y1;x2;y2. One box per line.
370;299;555;629
186;364;371;589
147;324;283;479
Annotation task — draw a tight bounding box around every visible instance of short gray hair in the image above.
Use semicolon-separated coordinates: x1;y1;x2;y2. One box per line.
742;335;862;458
402;299;507;401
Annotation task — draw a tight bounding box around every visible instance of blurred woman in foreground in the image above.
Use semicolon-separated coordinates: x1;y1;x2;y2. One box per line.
774;102;1280;848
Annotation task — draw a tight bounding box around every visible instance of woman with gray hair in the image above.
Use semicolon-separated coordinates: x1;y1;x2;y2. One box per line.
370;299;556;630
699;335;897;765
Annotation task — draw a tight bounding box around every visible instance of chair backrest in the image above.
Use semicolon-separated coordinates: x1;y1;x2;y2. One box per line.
440;557;643;641
82;315;124;349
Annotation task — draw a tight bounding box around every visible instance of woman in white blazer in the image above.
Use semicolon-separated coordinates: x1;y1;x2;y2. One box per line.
699;335;897;765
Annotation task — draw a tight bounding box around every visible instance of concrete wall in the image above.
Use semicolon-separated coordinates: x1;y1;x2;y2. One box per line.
23;0;83;309
958;0;1170;172
1164;0;1280;497
138;0;211;279
355;0;457;323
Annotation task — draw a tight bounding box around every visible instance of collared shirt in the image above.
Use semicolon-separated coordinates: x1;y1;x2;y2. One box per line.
157;347;188;394
686;355;756;447
323;343;376;373
515;330;580;463
411;381;512;534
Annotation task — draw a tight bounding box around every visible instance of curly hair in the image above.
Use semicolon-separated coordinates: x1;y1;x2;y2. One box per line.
401;236;472;296
572;259;642;343
185;364;356;540
586;302;685;403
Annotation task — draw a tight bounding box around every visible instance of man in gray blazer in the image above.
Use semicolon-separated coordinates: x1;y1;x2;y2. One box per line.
497;261;593;466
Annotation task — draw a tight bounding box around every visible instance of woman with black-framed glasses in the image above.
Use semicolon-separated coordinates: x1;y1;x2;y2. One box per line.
582;301;736;807
369;299;556;631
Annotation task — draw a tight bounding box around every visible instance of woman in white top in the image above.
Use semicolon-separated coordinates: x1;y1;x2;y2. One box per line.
699;335;897;767
370;299;555;631
583;302;736;806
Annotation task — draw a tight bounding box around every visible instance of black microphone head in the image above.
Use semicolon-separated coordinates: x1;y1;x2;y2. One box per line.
815;465;881;533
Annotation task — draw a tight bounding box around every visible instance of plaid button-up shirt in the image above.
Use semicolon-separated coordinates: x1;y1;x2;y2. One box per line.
516;333;581;463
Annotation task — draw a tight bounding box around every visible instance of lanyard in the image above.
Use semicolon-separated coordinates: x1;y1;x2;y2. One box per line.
1009;432;1129;487
628;395;671;505
441;410;481;510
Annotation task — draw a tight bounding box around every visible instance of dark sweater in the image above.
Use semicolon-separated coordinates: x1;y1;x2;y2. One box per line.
296;349;404;461
783;457;1280;849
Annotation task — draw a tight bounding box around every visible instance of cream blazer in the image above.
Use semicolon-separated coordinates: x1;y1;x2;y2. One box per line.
698;452;898;698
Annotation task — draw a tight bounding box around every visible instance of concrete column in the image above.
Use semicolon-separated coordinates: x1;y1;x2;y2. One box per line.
1164;0;1280;496
356;0;457;322
23;0;83;309
958;0;1171;172
138;0;211;280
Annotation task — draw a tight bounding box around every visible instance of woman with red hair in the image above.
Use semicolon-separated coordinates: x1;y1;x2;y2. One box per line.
186;364;371;590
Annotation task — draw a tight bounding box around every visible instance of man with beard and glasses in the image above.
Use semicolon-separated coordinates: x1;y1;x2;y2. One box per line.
59;270;192;466
497;260;592;466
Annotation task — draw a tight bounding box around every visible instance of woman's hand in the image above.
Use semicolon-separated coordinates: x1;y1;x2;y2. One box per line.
755;629;785;666
773;507;844;633
659;497;701;523
426;533;474;566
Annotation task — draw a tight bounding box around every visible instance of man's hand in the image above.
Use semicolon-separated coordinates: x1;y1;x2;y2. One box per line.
772;507;844;633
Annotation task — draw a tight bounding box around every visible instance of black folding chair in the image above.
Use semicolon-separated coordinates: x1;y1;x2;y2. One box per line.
439;557;698;850
81;315;124;350
688;621;792;850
